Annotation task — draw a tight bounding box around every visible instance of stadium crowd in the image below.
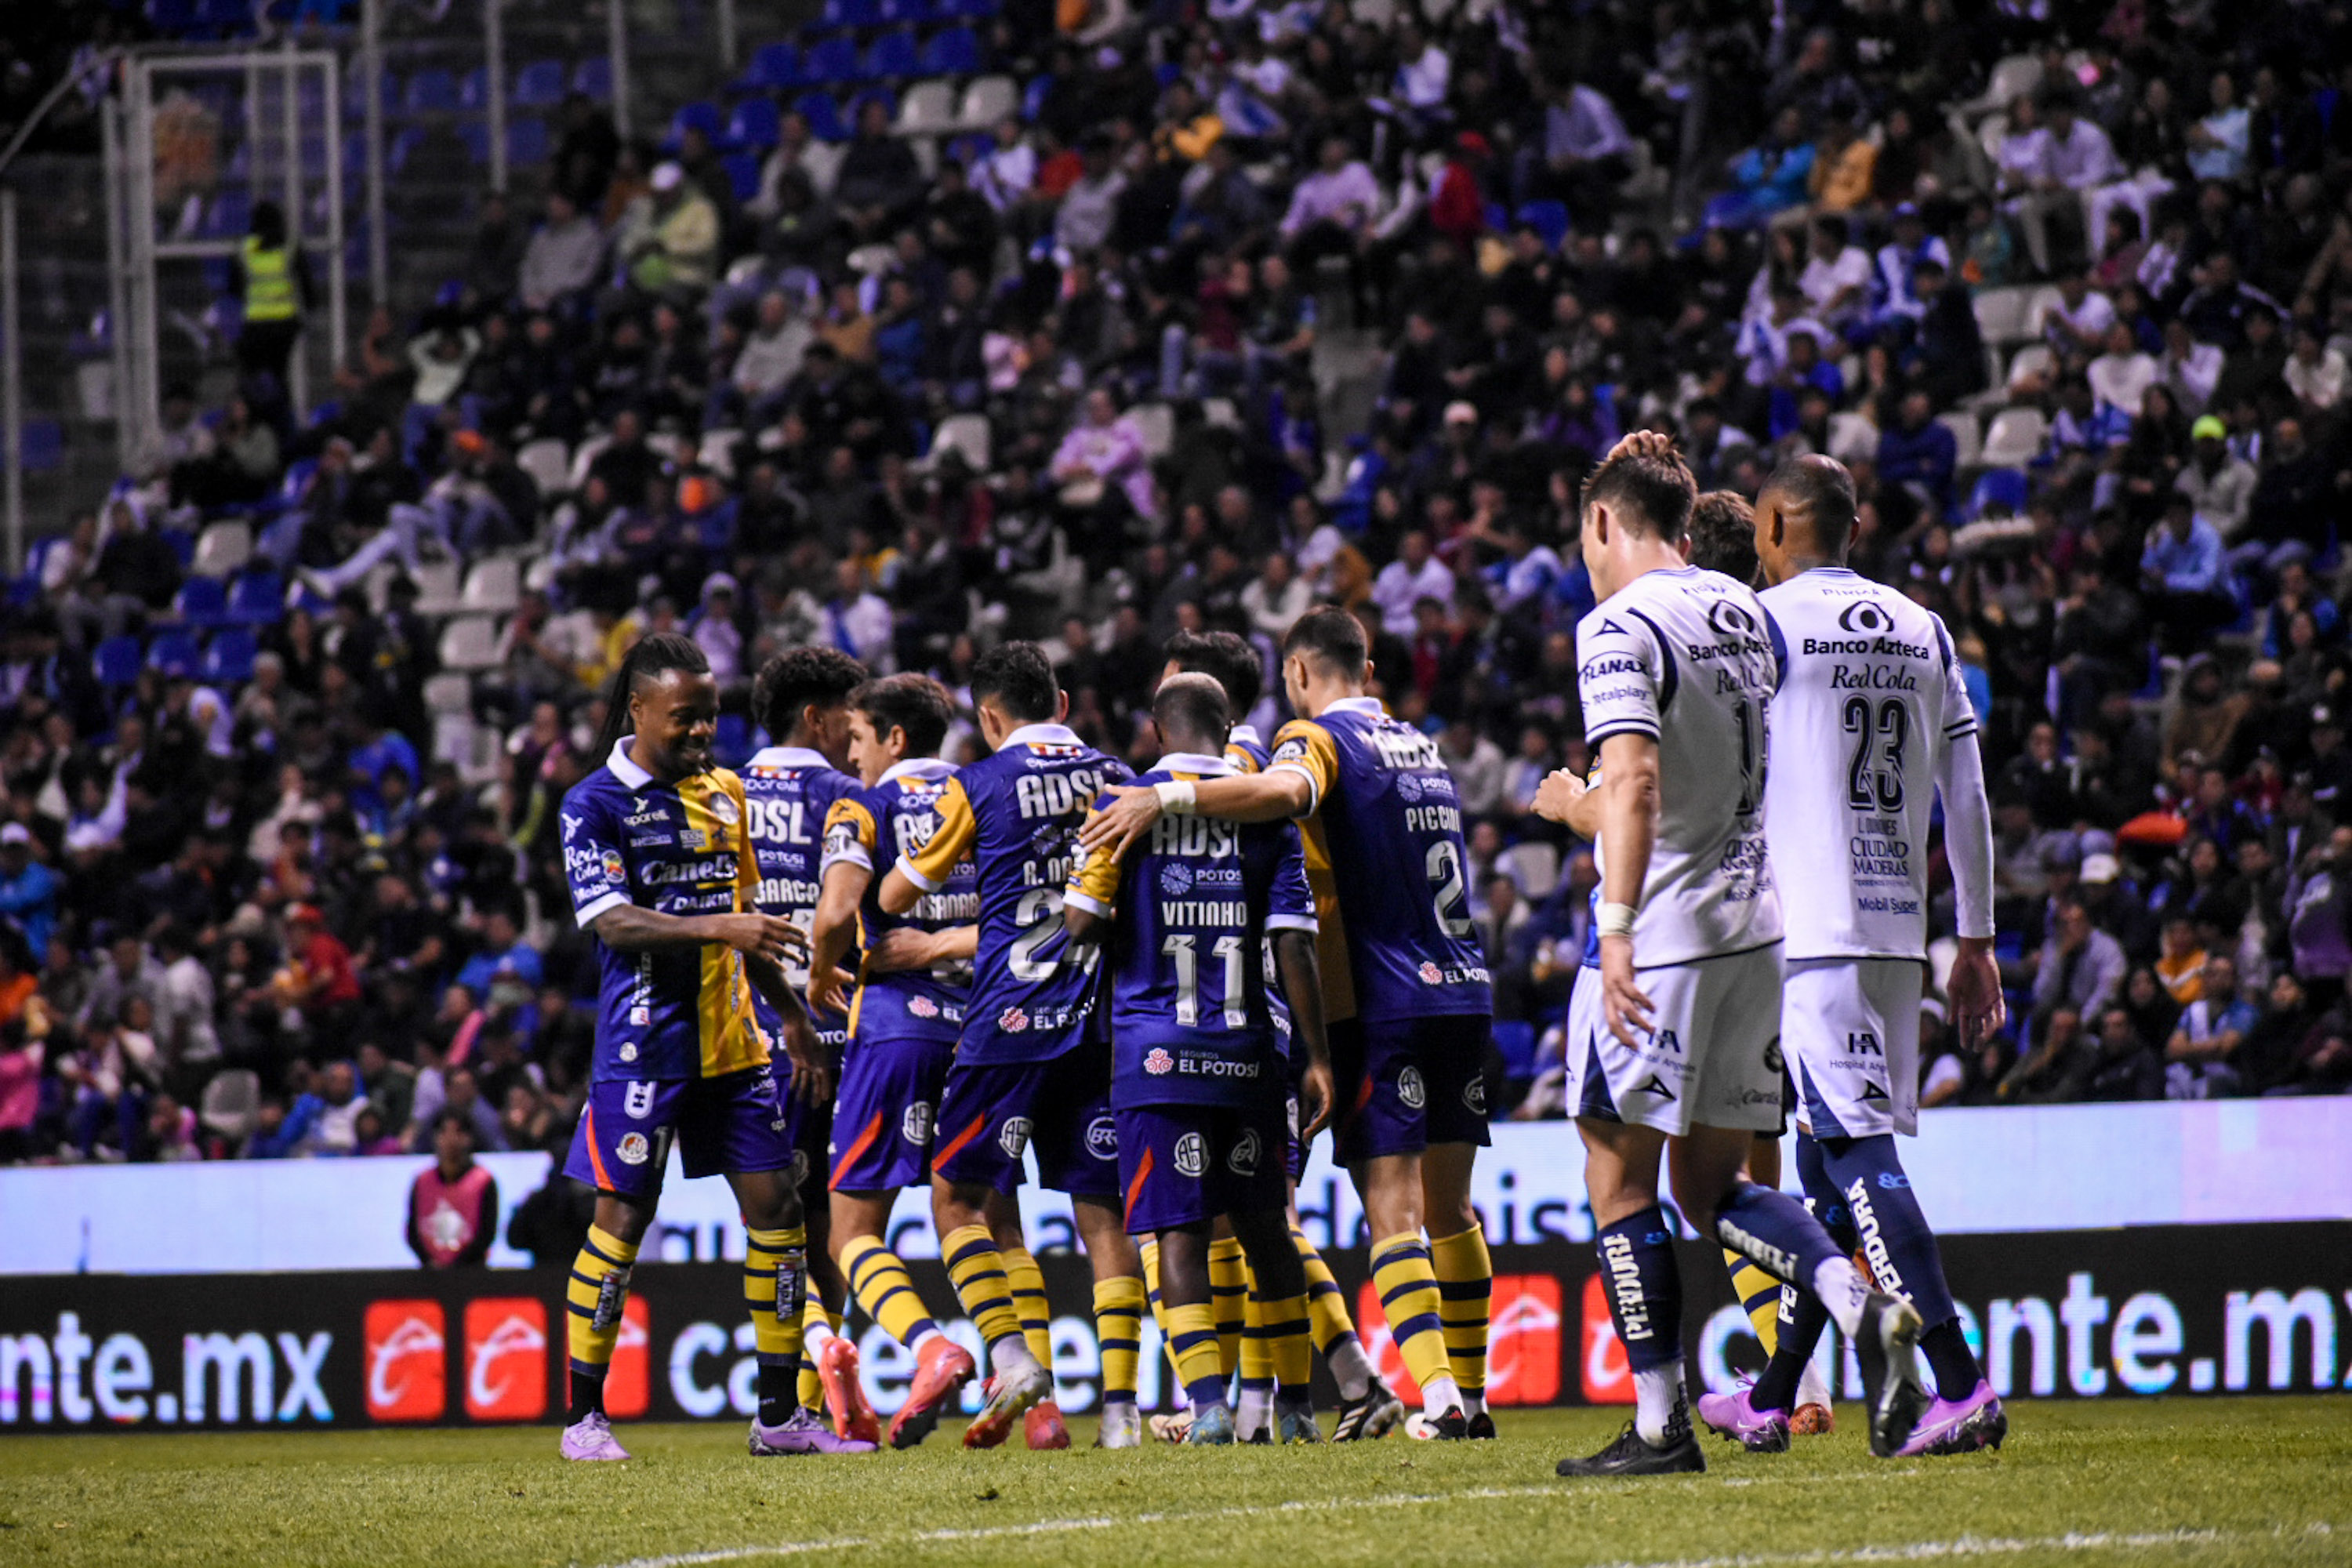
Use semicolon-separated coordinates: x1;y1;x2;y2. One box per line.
3;0;2352;1170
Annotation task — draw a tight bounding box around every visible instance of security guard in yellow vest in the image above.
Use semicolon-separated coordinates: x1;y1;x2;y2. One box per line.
230;199;307;395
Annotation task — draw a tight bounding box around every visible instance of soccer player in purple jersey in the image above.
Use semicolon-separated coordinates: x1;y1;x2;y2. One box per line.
743;648;874;1443
1065;674;1334;1444
878;643;1149;1450
1083;609;1496;1442
554;633;872;1461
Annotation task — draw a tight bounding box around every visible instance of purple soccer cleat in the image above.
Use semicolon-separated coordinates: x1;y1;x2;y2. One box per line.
749;1406;881;1456
560;1412;632;1461
1697;1384;1792;1454
1896;1381;2008;1457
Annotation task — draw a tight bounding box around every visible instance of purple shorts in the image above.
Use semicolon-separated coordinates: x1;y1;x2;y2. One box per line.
932;1042;1120;1200
826;1033;954;1194
1118;1092;1288;1235
563;1066;796;1201
1330;1014;1494;1165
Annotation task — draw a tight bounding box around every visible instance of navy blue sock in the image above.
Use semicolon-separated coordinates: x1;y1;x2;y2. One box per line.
1752;1132;1852;1411
1713;1178;1842;1292
1821;1133;1980;1401
1595;1204;1683;1374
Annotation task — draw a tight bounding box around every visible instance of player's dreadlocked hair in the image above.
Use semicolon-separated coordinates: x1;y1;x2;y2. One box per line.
1164;628;1262;716
1689;490;1760;586
753;646;868;743
593;632;710;757
1584;436;1697;543
851;673;955;759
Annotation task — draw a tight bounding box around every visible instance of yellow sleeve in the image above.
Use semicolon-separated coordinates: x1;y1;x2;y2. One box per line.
897;777;975;893
1268;720;1339;816
1223;742;1261;775
1065;824;1125;919
822;797;879;874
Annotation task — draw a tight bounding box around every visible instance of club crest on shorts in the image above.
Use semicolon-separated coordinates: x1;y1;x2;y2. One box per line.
997;1007;1029;1033
998;1116;1033;1158
1145;1047;1174;1076
902;1102;935;1145
616;1132;651;1166
1397;1065;1426;1109
618;1041;638;1062
1228;1128;1261;1175
1173;1132;1207;1178
1086;1115;1119;1158
788;1149;810;1185
1462;1075;1486;1114
623;1082;656;1120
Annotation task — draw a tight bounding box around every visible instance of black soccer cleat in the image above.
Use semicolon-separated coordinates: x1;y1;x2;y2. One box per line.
1855;1291;1931;1458
1330;1386;1406;1442
1555;1420;1706;1479
1465;1410;1497;1440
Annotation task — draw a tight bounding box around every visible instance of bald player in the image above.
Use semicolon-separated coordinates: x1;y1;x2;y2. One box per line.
1697;455;2008;1459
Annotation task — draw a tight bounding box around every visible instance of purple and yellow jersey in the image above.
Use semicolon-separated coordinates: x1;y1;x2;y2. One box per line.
1223;723;1307;1028
562;738;766;1082
822;757;977;1045
1269;696;1494;1024
1225;723;1273;774
1069;754;1317;1108
895;722;1132;1064
741;746;862;1025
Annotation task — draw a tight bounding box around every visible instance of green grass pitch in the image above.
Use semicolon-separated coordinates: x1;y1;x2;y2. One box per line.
1;1401;2346;1568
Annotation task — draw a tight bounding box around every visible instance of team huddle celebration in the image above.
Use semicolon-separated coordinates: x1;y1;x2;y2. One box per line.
551;430;2005;1478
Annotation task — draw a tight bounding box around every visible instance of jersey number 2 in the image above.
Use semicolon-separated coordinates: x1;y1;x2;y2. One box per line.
1843;696;1908;813
1426;840;1474;937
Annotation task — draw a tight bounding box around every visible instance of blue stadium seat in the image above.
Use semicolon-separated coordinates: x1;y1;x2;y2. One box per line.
387;125;426;175
666;100;724;151
727;96;781;151
802;35;860;84
159;528;197;569
514;58;568;108
723;152;762;202
404;69;462;115
7;420;63;474
201;188;250;241
947;132;991;167
920;26;980;74
173;579;233;632
887;0;943;21
864;31;920;79
227;568;284;626
459;66;489;110
1969;467;2030;520
147;629;201;679
793;91;848;142
93;636;143;689
736;42;800;93
458;122;492;166
938;0;998;20
715;713;754;768
506;118;550;165
1515;199;1570;249
203;627;259;685
573;56;613;102
1021;74;1051;121
1492;1020;1539;1080
827;0;884;27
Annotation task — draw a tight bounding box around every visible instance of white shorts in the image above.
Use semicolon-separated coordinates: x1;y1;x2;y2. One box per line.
1563;943;1785;1137
1784;956;1926;1139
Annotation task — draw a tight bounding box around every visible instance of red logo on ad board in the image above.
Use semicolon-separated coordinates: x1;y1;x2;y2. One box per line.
1352;1272;1563;1407
604;1295;651;1419
1580;1272;1635;1404
463;1298;548;1421
364;1300;446;1423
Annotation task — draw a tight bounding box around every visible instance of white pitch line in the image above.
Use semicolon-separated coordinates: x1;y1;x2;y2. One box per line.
1586;1530;2230;1568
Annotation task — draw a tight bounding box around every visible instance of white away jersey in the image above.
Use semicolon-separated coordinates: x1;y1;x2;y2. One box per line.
1759;567;1973;961
1575;566;1782;967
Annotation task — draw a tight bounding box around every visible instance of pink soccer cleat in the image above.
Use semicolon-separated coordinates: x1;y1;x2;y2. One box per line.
560;1411;631;1461
1896;1381;2007;1457
1696;1384;1792;1454
749;1406;880;1455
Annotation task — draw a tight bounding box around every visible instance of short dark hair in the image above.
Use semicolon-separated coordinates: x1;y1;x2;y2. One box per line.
1152;672;1232;754
1759;454;1860;562
1689;490;1759;583
851;673;954;758
1163;629;1261;715
969;641;1060;724
594;632;710;756
1583;441;1697;543
1282;606;1369;679
753;647;867;741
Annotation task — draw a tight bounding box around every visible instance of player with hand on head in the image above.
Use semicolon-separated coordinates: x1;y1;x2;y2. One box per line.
1065;673;1334;1445
1081;610;1496;1443
878;643;1149;1451
1547;433;1926;1479
554;633;873;1462
743;647;874;1443
1151;630;1396;1443
804;673;987;1448
1697;454;2008;1457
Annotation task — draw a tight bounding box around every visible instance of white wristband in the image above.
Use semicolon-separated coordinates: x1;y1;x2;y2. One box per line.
1155;780;1198;816
1595;902;1637;941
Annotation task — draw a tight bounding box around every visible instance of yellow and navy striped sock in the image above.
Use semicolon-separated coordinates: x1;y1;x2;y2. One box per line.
1371;1232;1457;1407
1430;1223;1493;1412
942;1225;1027;1365
564;1224;640;1421
1165;1301;1226;1414
1142;1237;1181;1380
797;1299;837;1411
1254;1286;1312;1401
843;1235;941;1351
1294;1221;1374;1399
1092;1275;1145;1407
1726;1247;1783;1356
1207;1236;1247;1380
1002;1243;1056;1377
1237;1279;1276;1420
746;1225;808;1425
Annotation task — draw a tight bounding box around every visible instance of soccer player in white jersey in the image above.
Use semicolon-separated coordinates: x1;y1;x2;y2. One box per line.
1698;455;2010;1457
1552;435;1927;1477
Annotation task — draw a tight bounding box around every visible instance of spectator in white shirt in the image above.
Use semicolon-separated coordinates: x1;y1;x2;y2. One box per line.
1519;77;1634;227
2285;324;2349;412
1798;214;1873;331
2089;321;2160;414
1372;528;1454;637
1391;19;1450;117
1280;136;1383;249
2040;271;2117;355
2186;69;2249;182
2161;318;2226;412
1240;550;1311;644
971;117;1037;214
822;558;895;673
2007;90;2124;276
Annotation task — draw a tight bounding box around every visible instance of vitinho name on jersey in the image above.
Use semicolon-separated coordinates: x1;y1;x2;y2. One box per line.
1159;899;1250;927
